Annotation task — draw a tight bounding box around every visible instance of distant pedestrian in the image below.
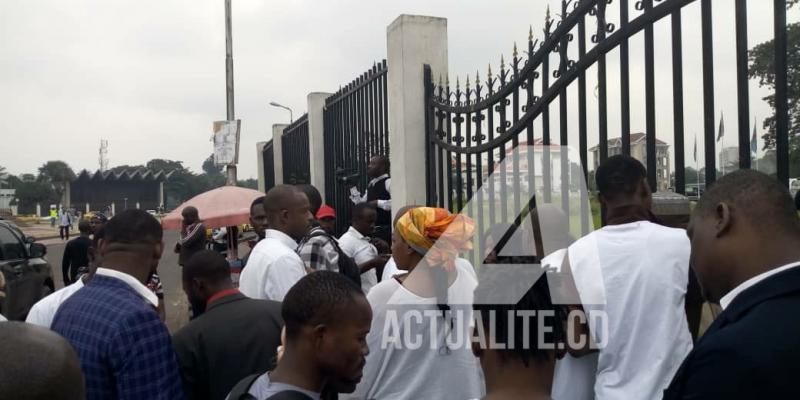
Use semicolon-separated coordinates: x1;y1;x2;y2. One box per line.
175;206;207;267
58;206;72;240
62;220;92;285
0;322;85;400
239;185;310;301
50;207;57;227
52;209;185;400
174;250;283;400
28;227;104;328
227;271;371;400
338;203;389;293
664;170;800;399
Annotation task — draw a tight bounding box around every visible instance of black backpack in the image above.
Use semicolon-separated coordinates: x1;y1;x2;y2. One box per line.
299;229;362;287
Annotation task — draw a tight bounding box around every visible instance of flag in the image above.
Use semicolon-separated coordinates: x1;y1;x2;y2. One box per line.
717;112;725;142
750;119;758;155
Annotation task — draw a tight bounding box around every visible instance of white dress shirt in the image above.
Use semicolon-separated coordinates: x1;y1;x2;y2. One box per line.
349;174;391;211
239;229;306;301
567;221;693;400
95;267;159;307
26;279;85;328
338;226;379;293
720;261;800;309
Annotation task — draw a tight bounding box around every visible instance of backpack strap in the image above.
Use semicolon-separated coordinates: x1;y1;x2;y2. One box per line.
265;390;315;400
227;373;262;400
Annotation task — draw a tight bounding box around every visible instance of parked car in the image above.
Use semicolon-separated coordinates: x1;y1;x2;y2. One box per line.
0;220;54;320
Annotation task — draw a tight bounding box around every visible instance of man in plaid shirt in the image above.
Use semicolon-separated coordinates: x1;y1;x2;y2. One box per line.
53;209;185;400
297;204;340;273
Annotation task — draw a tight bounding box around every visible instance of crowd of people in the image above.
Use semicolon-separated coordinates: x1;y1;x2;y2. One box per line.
2;153;800;400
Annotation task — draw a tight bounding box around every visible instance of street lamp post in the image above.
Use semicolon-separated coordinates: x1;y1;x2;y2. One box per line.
269;102;293;123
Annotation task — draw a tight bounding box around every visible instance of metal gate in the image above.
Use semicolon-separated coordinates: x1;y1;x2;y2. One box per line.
282;114;310;185
424;0;792;258
324;61;389;235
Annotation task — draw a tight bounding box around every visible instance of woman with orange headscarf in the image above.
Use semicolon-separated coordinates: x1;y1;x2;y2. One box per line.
344;207;484;400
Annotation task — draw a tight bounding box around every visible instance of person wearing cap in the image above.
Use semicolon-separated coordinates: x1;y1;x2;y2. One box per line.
316;205;337;235
296;202;341;274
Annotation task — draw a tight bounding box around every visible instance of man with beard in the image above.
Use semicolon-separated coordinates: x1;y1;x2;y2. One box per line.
173;250;283;400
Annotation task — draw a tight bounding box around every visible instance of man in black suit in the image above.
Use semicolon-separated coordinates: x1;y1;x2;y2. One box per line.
663;169;800;399
173;250;283;400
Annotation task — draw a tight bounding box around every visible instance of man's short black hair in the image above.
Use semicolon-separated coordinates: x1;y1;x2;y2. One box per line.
352;202;376;222
183;249;231;283
282;271;365;338
78;220;92;234
695;169;800;234
296;184;322;216
103;209;163;245
251;196;265;212
595;154;647;200
473;266;565;366
263;185;300;214
373;155;390;171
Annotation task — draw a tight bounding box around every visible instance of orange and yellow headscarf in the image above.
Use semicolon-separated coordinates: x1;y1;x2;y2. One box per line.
395;207;475;271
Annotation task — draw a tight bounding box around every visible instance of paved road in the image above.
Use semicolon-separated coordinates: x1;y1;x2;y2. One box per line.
45;230;193;332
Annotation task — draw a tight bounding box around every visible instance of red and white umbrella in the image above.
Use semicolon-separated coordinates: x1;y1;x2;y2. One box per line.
161;186;263;230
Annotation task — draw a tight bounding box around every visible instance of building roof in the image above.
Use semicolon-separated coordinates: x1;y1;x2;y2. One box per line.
589;132;668;152
73;169;174;182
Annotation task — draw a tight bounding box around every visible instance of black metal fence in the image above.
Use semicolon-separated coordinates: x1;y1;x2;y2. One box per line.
282;114;310;185
262;140;275;192
324;60;389;235
425;0;792;259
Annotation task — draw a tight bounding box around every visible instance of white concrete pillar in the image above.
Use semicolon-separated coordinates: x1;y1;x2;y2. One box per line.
136;202;140;210
158;182;165;209
308;92;332;201
256;141;267;193
63;183;71;209
111;202;116;216
272;124;288;186
36;203;41;218
85;203;90;213
387;15;448;219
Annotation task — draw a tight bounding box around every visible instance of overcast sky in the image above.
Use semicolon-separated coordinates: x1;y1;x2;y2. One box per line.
1;0;797;180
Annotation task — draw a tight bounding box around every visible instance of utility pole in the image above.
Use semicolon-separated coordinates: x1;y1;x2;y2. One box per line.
225;0;236;186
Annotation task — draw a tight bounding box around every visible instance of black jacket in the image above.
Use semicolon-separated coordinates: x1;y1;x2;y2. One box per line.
173;292;283;400
663;265;800;399
62;235;91;284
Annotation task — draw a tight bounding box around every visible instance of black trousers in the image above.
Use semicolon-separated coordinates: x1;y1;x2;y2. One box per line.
59;225;70;240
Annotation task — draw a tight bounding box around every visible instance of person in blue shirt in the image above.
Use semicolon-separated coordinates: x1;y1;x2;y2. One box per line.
52;209;185;400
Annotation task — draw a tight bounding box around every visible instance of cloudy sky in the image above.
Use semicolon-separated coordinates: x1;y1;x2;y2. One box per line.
1;0;797;180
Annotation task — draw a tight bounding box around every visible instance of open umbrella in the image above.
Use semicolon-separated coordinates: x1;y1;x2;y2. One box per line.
161;186;263;230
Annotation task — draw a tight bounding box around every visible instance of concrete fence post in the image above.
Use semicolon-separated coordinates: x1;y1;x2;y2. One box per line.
386;14;448;219
308;92;332;202
272;124;288;186
256;141;267;192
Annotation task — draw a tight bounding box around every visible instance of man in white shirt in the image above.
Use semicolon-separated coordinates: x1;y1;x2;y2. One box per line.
27;228;104;328
338;203;389;294
565;155;692;400
664;170;800;400
240;185;311;301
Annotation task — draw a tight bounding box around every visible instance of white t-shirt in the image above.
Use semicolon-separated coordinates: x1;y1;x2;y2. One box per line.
382;257;478;282
567;221;693;400
239;229;306;301
338;227;378;294
344;262;484;400
230;372;321;400
544;249;598;400
26;279;85;328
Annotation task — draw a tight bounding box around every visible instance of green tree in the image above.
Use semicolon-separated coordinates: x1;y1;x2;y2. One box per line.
109;164;144;174
202;154;224;176
748;2;799;158
15;180;56;212
237;178;258;190
37;161;76;205
146;159;186;172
